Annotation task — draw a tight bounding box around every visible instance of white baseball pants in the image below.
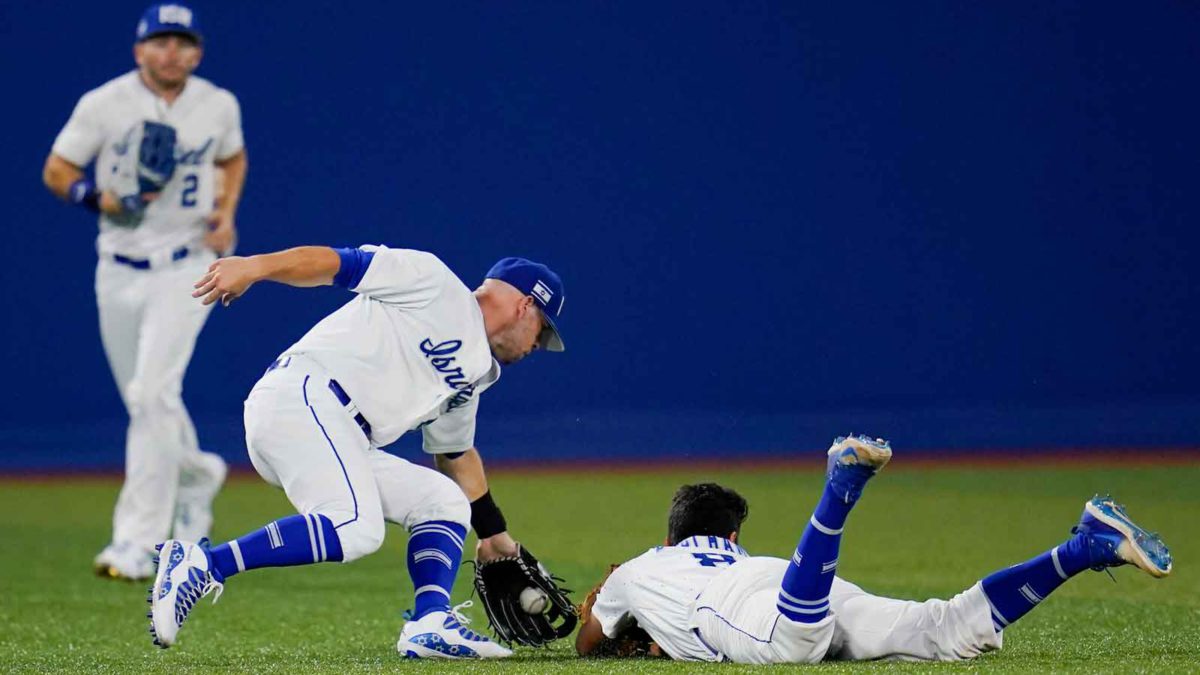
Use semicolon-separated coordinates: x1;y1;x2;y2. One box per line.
243;355;470;562
690;557;1002;664
95;247;224;550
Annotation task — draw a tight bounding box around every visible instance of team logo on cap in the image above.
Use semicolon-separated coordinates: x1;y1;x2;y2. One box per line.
532;281;553;305
159;5;194;26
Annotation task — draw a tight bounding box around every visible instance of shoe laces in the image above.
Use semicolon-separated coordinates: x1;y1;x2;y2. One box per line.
174;567;224;626
446;601;484;641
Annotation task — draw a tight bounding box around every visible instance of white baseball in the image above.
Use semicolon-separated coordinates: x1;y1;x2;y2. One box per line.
519;587;549;614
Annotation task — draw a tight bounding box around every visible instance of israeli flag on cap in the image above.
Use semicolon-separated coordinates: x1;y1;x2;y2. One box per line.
485;257;566;352
136;3;203;43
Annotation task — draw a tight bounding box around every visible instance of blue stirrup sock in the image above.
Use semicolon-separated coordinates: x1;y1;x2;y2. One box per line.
777;479;863;623
980;532;1091;632
209;513;344;581
406;521;467;619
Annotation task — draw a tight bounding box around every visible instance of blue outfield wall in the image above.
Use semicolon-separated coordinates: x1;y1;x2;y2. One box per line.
3;402;1200;473
1;2;1198;470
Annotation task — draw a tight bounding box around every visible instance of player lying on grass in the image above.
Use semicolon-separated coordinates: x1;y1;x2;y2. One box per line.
576;435;1173;663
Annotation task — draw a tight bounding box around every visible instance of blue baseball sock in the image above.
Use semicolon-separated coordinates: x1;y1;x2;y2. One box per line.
406;521;467;619
209;513;344;581
777;472;870;623
980;532;1091;632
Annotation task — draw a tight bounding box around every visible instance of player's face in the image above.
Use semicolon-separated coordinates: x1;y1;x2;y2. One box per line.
489;301;545;365
134;34;202;89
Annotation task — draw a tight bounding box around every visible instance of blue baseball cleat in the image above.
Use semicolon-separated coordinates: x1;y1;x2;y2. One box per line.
147;539;224;648
1073;495;1172;578
825;434;892;502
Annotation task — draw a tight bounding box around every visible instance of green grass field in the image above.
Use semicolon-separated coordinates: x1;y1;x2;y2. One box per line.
2;461;1197;673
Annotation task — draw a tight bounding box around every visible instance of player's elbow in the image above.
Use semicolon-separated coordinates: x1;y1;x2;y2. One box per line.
216;148;247;171
574;617;604;656
574;633;592;656
42;155;76;197
41;157;60;193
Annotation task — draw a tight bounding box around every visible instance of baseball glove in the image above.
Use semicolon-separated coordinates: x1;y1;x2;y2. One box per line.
473;543;577;647
136;120;178;193
112;120;178;216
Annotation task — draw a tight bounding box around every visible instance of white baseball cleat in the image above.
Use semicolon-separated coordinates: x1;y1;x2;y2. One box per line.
397;602;513;659
173;452;228;541
147;539;224;648
93;542;156;582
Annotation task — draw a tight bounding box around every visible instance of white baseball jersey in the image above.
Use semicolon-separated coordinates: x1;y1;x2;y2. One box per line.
51;70;244;257
597;544;1002;664
281;245;501;451
590;536;749;661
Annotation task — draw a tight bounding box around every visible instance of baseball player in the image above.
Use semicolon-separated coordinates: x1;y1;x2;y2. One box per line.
576;436;1174;663
146;244;566;659
41;4;245;581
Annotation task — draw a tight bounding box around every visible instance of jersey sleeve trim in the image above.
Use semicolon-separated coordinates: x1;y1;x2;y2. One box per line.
421;440;475;455
332;247;375;289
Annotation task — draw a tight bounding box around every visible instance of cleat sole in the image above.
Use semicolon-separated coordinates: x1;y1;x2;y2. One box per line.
828;434;893;471
1084;498;1172;578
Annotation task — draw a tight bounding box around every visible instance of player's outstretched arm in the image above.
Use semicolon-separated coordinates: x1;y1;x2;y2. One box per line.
434;448;521;559
192;245;341;306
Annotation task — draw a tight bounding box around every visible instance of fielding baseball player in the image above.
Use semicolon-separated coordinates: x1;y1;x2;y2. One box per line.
41;4;245;581
146;244;567;659
576;436;1173;663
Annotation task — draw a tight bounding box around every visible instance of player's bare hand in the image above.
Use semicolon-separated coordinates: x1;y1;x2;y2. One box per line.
476;532;519;562
205;210;236;255
193;256;259;306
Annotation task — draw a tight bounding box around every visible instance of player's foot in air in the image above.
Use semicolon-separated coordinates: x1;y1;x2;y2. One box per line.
93;542;155;581
147;539;225;648
173;452;228;541
825;433;892;502
397;602;513;659
1071;495;1172;578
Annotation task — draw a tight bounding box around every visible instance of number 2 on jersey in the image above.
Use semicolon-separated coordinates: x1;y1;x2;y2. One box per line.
691;552;737;567
180;174;198;207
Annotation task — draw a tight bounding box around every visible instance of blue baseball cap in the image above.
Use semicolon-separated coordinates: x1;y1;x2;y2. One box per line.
486;257;566;352
136;4;203;43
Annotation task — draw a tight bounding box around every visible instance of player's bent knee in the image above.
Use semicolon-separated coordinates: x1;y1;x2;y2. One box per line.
335;515;387;562
928;585;1003;660
402;474;471;529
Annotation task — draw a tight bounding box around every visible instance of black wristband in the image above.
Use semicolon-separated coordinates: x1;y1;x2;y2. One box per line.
470;490;508;539
68;178;101;214
80;191;101;213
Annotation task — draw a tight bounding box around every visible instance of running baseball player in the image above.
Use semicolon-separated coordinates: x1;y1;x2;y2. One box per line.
41;3;245;581
146;244;567;659
576;436;1173;663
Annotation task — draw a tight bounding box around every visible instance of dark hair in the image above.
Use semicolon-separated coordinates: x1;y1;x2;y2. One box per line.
666;483;749;545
